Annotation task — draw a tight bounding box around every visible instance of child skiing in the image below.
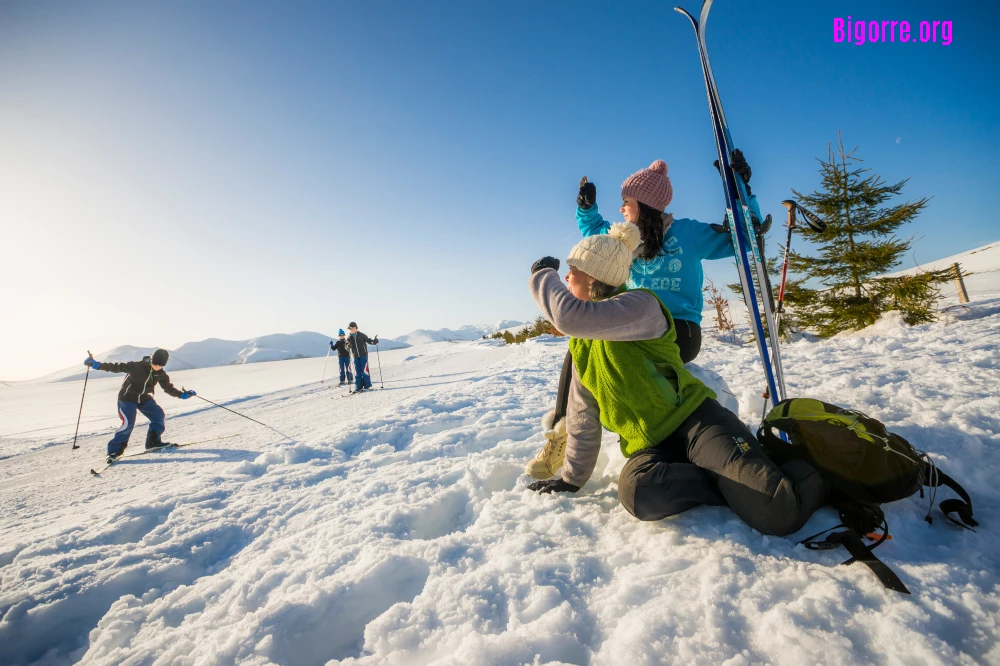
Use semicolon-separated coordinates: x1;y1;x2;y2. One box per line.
525;225;826;536
83;349;197;463
526;157;747;479
330;329;354;386
346;322;379;392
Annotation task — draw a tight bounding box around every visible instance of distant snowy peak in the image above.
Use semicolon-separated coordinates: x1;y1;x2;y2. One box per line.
37;332;409;383
395;321;527;345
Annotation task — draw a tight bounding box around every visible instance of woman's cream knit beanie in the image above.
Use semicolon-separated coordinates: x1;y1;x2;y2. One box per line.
566;222;642;288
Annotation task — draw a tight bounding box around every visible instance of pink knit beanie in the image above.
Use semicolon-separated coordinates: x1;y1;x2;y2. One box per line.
621;160;673;211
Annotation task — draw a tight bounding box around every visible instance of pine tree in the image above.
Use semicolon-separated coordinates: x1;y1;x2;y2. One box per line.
785;133;950;336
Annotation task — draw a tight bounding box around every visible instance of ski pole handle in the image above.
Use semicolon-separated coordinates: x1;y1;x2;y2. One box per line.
781;200;797;229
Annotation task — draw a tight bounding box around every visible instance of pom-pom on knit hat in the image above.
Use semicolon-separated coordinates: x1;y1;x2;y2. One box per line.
567;222;642;288
621;160;673;211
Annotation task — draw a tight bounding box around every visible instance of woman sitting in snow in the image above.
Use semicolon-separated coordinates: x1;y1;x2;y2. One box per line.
526;156;750;480
526;223;826;535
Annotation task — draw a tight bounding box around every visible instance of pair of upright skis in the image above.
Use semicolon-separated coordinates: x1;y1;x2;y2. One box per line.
677;0;785;410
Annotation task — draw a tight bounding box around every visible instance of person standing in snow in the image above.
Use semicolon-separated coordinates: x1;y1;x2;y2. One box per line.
524;225;826;535
330;329;354;386
346;322;379;392
525;155;756;480
83;349;197;462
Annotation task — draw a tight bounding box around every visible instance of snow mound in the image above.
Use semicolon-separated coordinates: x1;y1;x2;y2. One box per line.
834;310;910;338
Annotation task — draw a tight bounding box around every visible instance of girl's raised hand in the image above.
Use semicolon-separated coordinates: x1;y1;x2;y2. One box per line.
577;177;597;210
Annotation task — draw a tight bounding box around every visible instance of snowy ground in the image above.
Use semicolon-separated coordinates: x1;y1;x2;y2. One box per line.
2;297;999;664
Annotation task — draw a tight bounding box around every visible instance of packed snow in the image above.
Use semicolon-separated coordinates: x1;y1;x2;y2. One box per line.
2;287;999;664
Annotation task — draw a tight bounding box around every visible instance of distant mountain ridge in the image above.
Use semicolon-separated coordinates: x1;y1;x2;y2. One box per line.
394;320;526;345
35;332;410;383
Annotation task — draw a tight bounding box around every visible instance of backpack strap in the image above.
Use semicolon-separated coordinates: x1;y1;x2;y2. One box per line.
835;528;911;595
926;465;978;530
801;506;910;594
801;524;910;594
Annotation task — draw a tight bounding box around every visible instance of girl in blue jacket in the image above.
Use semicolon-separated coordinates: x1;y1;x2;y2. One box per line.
576;159;735;361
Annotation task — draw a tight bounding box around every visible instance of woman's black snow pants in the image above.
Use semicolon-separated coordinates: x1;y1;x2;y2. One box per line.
617;398;827;536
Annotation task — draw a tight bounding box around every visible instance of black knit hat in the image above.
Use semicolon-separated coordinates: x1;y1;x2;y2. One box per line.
348;322;358;329
151;349;169;366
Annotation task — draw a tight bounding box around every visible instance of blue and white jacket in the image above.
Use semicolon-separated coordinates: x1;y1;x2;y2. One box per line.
577;204;734;326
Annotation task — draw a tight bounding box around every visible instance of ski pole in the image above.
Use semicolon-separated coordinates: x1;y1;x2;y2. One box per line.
192;393;294;443
71;350;93;450
321;346;331;384
777;200;827;332
776;202;797;331
373;336;384;389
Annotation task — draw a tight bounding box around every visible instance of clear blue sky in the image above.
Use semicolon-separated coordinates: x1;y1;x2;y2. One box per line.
1;0;997;380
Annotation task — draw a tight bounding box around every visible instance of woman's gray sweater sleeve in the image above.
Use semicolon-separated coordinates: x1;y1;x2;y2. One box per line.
528;269;668;341
561;363;603;488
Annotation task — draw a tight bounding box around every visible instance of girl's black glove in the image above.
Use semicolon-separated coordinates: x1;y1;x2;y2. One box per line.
577;177;596;210
528;478;581;494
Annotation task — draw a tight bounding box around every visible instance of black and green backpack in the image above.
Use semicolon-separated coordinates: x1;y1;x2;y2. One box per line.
757;398;979;594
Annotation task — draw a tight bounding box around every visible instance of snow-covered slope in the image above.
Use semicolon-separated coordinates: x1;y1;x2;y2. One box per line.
889;240;1000;303
395;320;526;345
702;239;1000;331
1;305;998;665
34;332;410;383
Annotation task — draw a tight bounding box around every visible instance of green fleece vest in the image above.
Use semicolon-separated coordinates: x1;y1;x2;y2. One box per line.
569;289;715;458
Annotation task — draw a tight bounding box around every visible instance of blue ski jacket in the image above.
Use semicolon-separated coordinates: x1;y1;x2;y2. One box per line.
577;204;734;326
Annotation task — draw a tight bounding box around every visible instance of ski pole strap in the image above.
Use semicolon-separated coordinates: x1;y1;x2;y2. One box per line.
554;351;573;423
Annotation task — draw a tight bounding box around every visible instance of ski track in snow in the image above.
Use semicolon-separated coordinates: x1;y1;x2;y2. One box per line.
1;300;999;666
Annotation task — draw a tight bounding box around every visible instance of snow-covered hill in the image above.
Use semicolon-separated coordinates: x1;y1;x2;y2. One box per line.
34;332;411;383
702;239;1000;331
889;240;1000;303
1;300;998;664
395;320;526;345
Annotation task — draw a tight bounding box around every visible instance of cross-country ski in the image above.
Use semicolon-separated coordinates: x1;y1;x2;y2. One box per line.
89;434;238;476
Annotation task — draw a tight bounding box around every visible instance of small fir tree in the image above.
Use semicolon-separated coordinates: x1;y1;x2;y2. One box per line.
785;133;950;336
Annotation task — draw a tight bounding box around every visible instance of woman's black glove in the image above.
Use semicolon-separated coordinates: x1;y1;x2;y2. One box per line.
531;257;560;274
713;149;752;195
730;148;751;183
527;478;581;494
577;177;596;210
